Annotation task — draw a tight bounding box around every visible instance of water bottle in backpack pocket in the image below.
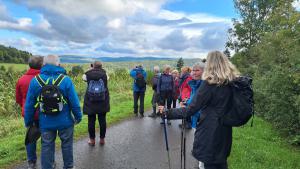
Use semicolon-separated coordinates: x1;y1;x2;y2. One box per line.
87;79;106;102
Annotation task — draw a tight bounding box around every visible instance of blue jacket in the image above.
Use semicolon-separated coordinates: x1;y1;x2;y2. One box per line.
24;64;82;132
187;79;203;128
130;68;147;92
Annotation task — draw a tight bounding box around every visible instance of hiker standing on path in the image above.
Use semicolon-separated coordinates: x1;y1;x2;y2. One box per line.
186;63;205;169
157;65;174;125
149;66;160;118
130;64;147;117
16;56;43;169
159;51;240;169
187;63;205;131
24;55;82;169
179;66;193;129
83;61;110;146
171;70;180;109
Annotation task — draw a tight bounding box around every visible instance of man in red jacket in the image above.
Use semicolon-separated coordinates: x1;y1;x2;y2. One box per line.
16;56;43;169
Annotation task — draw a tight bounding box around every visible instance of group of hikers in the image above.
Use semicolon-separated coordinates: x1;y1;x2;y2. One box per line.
16;50;250;169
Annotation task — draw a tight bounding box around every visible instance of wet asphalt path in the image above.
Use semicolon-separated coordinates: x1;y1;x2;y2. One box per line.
14;111;198;169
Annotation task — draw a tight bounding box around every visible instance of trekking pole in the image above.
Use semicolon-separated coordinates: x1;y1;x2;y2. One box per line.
183;118;186;169
180;118;183;169
161;107;172;169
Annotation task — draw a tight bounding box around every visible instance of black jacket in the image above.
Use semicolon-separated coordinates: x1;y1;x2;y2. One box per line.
83;68;110;115
167;81;232;164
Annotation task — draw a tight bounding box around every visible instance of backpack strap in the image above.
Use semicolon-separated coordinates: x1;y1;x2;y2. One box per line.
53;74;65;86
35;75;46;87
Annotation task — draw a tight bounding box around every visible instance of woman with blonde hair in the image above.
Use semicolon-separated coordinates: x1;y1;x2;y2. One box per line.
159;51;240;169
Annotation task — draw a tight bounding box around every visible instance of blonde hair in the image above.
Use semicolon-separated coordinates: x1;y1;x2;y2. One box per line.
202;51;240;85
171;69;179;74
163;65;171;73
181;66;191;73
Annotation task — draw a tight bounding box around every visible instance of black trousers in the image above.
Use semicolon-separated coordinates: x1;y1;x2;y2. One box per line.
151;91;159;113
88;113;107;139
133;91;145;115
172;98;177;108
159;91;173;109
204;162;228;169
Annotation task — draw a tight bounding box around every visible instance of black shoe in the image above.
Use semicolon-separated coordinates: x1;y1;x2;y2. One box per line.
148;113;156;118
134;113;138;117
140;114;144;118
178;123;183;128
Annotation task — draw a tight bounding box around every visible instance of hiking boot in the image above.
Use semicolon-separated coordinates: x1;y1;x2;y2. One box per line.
140;114;144;118
27;161;36;169
148;113;156;118
134;113;138;117
88;138;95;146
100;138;105;145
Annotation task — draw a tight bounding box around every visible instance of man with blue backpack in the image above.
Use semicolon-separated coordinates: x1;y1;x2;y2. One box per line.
83;61;110;146
25;55;82;169
130;64;147;117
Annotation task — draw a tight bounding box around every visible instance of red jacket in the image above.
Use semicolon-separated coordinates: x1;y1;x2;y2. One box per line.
179;75;192;101
15;68;40;120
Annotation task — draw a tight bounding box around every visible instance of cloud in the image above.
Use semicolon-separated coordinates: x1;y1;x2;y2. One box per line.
0;37;32;50
96;43;136;54
0;1;232;58
157;29;190;51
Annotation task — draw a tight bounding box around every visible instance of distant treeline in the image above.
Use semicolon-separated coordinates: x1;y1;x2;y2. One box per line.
0;45;32;63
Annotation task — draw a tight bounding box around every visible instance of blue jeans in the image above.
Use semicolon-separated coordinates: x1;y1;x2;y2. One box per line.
41;126;74;169
26;142;37;163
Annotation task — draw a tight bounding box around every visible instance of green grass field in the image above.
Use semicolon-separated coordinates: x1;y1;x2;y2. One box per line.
228;118;300;169
0;63;28;72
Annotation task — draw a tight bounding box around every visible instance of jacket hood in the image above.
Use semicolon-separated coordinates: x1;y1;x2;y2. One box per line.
41;64;67;75
25;68;40;75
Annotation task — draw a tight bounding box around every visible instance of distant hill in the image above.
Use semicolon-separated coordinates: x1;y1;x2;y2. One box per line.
59;55;176;63
0;45;32;63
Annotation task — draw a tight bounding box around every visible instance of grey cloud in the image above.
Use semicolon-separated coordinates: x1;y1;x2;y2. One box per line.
96;43;136;54
157;29;190;51
193;28;228;52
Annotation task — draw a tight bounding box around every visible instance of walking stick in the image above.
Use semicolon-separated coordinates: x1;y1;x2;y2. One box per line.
180;118;186;169
161;107;172;169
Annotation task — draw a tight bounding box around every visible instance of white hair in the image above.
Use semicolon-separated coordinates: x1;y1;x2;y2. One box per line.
43;55;60;66
193;62;205;69
153;66;160;73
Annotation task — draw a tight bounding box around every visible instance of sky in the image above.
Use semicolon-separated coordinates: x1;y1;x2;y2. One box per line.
0;0;282;58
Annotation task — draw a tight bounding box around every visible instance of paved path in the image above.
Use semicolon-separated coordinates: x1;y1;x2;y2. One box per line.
14;111;199;169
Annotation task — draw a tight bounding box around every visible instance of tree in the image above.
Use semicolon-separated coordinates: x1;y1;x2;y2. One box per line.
223;48;231;58
176;57;184;72
226;0;279;52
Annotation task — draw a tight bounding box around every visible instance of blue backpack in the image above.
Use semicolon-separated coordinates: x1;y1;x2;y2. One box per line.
159;74;173;91
87;79;106;102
